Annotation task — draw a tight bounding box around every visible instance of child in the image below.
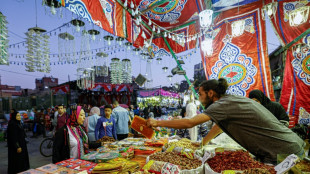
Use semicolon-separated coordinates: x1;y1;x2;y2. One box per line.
95;105;117;140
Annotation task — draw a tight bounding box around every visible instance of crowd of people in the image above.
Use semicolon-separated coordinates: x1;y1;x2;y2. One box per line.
6;78;308;173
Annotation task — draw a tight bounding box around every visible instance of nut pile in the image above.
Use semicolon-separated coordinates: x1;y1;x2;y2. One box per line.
243;168;272;174
165;138;199;151
96;136;115;143
206;151;275;173
149;152;201;170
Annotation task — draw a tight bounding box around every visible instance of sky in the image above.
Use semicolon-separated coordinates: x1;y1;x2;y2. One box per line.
0;0;281;89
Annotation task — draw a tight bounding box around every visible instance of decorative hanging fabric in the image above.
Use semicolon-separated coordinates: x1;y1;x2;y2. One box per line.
55;0;203;54
0;12;9;65
280;40;310;118
200;1;275;99
265;0;310;46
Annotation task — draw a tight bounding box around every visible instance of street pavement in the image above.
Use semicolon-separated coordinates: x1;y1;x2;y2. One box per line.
0;131;52;173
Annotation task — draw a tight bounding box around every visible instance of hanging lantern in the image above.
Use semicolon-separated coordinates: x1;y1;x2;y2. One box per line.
58;32;75;62
201;38;213;56
122;59;132;83
289;6;310;26
95;52;109;77
25;27;49;72
231;20;245;37
0;12;9;65
43;0;62;17
79;30;92;66
125;42;133;50
167;75;173;81
145;57;153;88
199;9;213;28
116;37;124;46
88;29;100;41
104;35;114;46
262;2;278;20
133;48;140;55
77;67;95;89
156;58;162;64
162;67;168;73
110;58;123;84
70;19;85;33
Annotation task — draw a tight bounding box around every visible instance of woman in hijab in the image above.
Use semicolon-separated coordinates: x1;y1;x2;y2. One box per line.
7;112;30;174
52;106;100;163
249;89;289;123
83;107;101;142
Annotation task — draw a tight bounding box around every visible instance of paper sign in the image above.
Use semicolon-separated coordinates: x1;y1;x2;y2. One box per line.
274;154;299;174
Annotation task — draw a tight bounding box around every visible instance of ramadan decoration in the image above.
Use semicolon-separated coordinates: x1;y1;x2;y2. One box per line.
42;0;63;18
58;32;75;62
25;27;50;72
0;12;9;65
145;57;153;88
110;58;123;84
95;52;109;77
77;67;95;90
122;59;132;83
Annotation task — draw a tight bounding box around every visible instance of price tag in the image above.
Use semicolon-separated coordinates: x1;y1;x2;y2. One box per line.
166;144;176;152
102;122;107;127
223;170;236;174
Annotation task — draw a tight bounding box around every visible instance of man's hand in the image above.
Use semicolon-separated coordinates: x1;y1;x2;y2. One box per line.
147;118;158;128
17;147;22;153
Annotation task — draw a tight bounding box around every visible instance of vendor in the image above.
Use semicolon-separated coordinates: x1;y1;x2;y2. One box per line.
52;106;100;163
147;78;305;164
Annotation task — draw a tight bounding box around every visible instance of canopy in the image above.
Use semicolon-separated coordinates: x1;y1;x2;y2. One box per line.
138;89;179;98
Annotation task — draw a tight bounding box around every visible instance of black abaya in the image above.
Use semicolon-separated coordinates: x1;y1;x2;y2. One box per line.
7;115;30;174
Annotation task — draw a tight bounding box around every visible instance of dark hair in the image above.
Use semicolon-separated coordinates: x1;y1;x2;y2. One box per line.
200;78;229;97
104;105;112;110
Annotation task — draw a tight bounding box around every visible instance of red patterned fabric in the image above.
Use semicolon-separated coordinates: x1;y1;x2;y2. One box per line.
265;0;310;46
200;1;274;99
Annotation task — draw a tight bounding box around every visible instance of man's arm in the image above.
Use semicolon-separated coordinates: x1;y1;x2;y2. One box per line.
147;113;211;129
202;124;223;145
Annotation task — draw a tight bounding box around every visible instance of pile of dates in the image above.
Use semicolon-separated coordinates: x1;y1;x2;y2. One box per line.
149;152;201;170
206;151;275;173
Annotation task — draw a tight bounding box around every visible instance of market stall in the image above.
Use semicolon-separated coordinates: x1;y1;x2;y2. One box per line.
137;89;180;108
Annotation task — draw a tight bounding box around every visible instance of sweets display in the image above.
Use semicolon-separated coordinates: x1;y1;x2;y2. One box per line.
96;136;115;143
95;152;120;163
148;152;202;170
36;164;63;173
164;138;200;151
206;151;275;173
18;169;46;174
81;151;98;162
55;158;97;173
131;116;155;139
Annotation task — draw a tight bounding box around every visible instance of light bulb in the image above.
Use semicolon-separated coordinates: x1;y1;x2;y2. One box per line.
132;10;135;16
119;41;122;46
294;11;303;25
130;1;134;8
76;25;80;32
135;8;139;15
124;0;128;7
164;32;167;37
152;26;156;32
51;6;56;15
136;19;140;25
135;51;138;55
172;35;175;41
91;34;96;41
168;33;171;38
108;39;111;45
142;31;146;38
148;19;152;25
157;28;160;34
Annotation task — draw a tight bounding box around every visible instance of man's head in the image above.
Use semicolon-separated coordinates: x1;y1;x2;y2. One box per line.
104;105;113;117
199;78;229;108
112;101;119;108
58;104;65;115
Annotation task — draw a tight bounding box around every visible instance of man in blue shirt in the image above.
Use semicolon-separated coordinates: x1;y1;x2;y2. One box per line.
95;105;117;140
112;101;130;140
